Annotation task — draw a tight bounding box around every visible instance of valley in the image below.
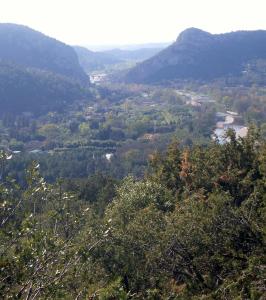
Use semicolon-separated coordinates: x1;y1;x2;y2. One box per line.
2;77;261;183
0;20;265;300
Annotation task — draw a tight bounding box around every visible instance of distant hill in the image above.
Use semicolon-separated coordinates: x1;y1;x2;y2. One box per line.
83;42;170;52
125;28;266;84
74;46;166;73
0;23;88;84
74;46;121;73
0;62;90;115
103;47;164;62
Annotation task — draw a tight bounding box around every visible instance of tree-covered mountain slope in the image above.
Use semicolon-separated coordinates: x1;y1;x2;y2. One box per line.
125;28;266;83
0;23;88;84
0;62;90;115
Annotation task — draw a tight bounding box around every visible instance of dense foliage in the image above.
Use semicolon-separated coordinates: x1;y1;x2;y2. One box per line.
1;130;265;299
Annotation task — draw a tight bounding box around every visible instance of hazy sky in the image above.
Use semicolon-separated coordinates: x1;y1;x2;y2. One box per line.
1;0;265;46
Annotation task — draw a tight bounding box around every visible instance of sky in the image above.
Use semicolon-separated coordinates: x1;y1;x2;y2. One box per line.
1;0;266;47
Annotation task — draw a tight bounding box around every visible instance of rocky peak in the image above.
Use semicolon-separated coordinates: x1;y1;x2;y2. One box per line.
176;27;213;44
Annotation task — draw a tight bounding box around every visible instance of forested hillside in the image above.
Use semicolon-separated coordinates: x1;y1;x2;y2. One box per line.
0;62;91;115
0;23;88;84
0;129;265;299
125;28;266;84
0;23;93;116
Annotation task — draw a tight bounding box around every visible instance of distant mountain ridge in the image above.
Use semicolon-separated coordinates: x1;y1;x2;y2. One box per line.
74;46;166;73
74;46;121;73
125;28;266;84
0;23;88;84
83;42;171;52
103;47;164;62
